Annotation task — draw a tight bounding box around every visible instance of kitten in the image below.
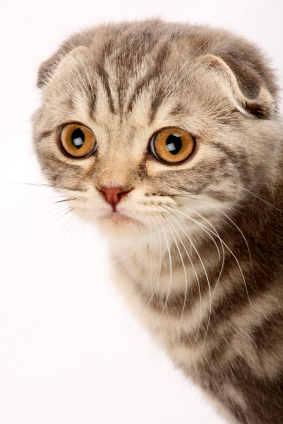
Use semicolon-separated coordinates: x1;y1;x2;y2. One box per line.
32;20;283;424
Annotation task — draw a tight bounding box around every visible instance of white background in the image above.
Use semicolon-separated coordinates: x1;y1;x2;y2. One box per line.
0;1;282;423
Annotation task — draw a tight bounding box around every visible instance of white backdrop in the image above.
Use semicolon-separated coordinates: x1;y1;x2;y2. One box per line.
0;1;282;423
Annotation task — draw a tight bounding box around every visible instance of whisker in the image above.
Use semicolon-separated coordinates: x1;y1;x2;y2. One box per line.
178;194;253;269
171;193;254;290
2;206;73;284
182;207;221;261
0;181;51;187
242;187;283;214
0;203;72;265
163;216;194;341
160;205;209;344
157;207;202;334
171;200;253;312
24;211;77;310
64;211;82;287
143;216;163;309
172;208;226;343
54;198;75;204
182;207;226;300
49;212;79;285
0;195;74;227
156;213;172;318
188;196;254;307
175;206;225;286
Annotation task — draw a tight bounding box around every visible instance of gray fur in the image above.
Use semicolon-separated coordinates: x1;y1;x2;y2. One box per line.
33;20;283;424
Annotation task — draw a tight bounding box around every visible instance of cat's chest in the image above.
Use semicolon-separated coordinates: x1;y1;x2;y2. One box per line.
110;240;219;367
111;237;199;301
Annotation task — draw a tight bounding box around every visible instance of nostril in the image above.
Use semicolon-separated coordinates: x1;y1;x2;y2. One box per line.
98;186;131;210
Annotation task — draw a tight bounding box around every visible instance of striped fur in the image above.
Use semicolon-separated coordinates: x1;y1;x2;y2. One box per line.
33;20;283;423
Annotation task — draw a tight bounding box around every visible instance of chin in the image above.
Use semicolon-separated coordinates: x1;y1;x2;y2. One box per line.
74;207;149;242
97;212;148;243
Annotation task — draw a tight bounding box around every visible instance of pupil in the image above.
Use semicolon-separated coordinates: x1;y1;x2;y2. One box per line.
71;128;85;149
166;133;182;155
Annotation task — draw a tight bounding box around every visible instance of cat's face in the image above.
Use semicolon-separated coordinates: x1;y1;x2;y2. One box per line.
33;22;280;244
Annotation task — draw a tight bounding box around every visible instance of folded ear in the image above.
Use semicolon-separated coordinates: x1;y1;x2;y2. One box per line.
37;31;91;88
198;54;275;118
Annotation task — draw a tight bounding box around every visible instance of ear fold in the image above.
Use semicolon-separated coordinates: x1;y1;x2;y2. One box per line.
37;31;92;88
198;54;275;118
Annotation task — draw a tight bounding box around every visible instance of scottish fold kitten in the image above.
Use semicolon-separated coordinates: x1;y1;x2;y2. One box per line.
32;20;283;424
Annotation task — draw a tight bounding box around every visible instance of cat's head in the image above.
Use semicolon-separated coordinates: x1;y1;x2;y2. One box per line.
33;20;281;244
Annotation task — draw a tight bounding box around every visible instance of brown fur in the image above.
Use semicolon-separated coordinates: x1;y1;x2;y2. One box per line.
33;20;283;424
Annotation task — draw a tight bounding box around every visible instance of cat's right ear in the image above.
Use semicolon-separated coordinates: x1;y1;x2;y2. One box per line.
37;32;91;88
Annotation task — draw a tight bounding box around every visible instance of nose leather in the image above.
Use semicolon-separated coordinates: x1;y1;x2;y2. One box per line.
98;186;130;210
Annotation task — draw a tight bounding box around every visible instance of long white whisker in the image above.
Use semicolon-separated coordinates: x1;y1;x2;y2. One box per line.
175;202;253;311
64;210;82;287
49;213;79;285
163;216;188;340
24;211;77;312
161;205;210;344
157;207;203;336
188;196;253;308
156;213;172;318
142;215;163;311
178;206;226;299
242;187;283;214
0;196;73;227
0;203;72;267
172;208;226;343
182;208;221;261
190;195;253;268
2;207;73;284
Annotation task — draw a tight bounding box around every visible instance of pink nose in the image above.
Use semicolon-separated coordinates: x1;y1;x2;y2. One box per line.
98;186;130;210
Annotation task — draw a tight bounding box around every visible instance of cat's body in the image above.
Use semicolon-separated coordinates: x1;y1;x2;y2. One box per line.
33;20;283;424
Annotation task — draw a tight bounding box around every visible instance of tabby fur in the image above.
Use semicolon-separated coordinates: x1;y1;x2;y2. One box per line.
33;20;283;424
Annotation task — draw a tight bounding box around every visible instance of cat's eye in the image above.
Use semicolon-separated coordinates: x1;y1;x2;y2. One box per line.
149;127;195;164
59;123;97;158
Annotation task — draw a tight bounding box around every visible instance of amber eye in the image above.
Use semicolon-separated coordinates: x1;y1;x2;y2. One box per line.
59;123;97;158
149;127;195;164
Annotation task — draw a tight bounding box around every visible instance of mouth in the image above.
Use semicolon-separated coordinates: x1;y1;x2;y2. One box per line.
101;210;138;225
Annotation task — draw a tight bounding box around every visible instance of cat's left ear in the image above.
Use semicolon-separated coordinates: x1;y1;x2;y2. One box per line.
197;54;275;118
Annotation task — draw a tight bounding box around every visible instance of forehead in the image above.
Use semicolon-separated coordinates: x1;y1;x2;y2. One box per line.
40;24;235;145
44;51;228;129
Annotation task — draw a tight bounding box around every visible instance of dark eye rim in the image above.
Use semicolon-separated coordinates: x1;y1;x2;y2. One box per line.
57;122;97;159
148;126;197;165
